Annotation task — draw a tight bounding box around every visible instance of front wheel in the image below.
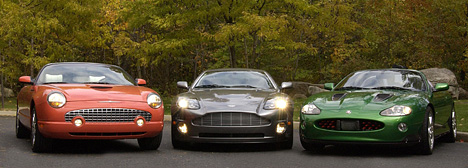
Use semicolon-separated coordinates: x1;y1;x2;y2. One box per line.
16;109;29;139
443;106;457;143
31;107;51;153
417;107;434;155
138;133;162;150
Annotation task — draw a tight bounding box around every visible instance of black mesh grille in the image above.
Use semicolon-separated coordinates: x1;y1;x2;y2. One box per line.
373;94;393;102
65;108;151;122
315;119;384;131
192;112;270;126
332;93;346;101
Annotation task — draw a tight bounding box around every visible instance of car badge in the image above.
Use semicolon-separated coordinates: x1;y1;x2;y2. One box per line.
346;110;352;114
227;105;236;108
99;101;121;103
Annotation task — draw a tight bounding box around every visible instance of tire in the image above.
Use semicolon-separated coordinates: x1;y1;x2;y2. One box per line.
16;108;29;139
300;138;324;151
277;124;293;149
138;133;162;150
444;106;457;143
31;107;50;153
171;123;188;149
417;107;434;155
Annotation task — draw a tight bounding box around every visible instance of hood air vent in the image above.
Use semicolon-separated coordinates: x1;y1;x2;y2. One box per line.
373;94;393;102
332;93;346;101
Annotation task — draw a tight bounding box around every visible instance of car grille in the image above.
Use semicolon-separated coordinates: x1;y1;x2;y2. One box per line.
65;108;151;122
192;112;271;126
315;119;384;131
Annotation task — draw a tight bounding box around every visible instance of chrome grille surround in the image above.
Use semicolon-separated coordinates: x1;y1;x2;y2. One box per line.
65;108;151;122
192;112;271;127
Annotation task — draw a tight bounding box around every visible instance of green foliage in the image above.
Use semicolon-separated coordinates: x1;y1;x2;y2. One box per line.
0;0;467;96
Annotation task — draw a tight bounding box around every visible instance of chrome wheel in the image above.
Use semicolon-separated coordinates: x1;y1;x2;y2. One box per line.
428;112;434;151
31;111;37;146
452;109;457;138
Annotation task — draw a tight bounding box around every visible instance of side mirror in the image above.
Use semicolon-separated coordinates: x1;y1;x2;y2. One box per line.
434;83;449;91
19;76;33;84
137;79;146;86
324;83;334;90
177;81;189;89
280;82;293;89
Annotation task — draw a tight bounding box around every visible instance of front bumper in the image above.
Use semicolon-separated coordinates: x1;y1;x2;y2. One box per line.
300;111;424;145
35;101;164;139
172;121;293;144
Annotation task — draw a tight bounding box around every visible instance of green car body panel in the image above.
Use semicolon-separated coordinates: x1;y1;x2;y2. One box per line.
300;69;454;145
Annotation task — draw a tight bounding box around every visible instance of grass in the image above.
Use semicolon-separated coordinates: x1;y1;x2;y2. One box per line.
0;97;16;111
455;100;468;132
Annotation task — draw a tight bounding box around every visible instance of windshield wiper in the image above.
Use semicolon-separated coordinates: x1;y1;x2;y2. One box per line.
195;84;230;88
83;82;112;84
42;82;68;84
335;86;366;90
370;86;414;91
230;85;257;88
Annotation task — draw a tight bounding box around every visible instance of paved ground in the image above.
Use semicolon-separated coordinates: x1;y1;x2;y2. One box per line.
1;116;468;168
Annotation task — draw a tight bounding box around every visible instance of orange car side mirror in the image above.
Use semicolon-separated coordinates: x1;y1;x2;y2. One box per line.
137;79;146;86
19;76;33;84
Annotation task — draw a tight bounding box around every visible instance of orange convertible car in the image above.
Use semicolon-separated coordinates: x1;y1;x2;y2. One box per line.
16;62;164;152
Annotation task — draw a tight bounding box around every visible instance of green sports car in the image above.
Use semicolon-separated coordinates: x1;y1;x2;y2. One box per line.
299;68;456;155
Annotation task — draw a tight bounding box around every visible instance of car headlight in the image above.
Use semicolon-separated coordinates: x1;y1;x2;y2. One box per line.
177;98;200;109
380;105;412;116
301;104;321;115
147;93;162;109
264;97;288;110
47;92;66;108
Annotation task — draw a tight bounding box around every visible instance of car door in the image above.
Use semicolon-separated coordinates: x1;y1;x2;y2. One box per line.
430;86;452;135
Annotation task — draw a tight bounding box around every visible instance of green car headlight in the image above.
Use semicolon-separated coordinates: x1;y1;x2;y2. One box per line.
301;104;321;115
380;105;412;116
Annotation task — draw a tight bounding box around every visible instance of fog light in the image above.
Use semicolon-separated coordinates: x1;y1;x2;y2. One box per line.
136;119;145;126
276;122;286;134
74;119;83;127
178;122;188;134
398;123;407;132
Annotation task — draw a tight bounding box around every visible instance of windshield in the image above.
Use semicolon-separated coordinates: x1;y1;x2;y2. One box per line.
194;71;275;89
334;70;426;91
36;64;136;85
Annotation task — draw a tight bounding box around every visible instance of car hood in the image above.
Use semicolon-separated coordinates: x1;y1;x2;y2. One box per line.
187;89;279;113
311;90;426;111
41;84;150;102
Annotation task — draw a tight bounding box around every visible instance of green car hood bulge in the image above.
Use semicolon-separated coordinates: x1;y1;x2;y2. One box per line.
310;90;427;112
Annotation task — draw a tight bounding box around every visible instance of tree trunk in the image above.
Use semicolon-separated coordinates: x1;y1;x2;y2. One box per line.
229;45;237;68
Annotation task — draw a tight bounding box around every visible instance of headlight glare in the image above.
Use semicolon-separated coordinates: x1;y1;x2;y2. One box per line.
147;93;162;109
380;105;412;116
264;97;288;110
301;104;321;115
47;92;66;108
177;98;200;109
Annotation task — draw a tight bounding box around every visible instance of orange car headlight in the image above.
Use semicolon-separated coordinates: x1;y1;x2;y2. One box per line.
47;92;66;108
147;93;162;109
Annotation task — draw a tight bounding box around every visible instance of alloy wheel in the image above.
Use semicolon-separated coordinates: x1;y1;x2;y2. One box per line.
428;112;434;151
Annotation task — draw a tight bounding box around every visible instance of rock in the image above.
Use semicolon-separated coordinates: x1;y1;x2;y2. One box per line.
284;82;314;98
308;85;328;95
0;88;14;97
459;88;468;100
420;68;459;99
293;94;307;99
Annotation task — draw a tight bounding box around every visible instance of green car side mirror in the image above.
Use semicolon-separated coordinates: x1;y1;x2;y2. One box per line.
324;83;334;90
434;83;449;91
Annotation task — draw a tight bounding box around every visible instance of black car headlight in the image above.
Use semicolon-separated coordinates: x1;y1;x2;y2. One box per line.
177;98;200;109
147;93;162;109
47;92;66;108
301;104;321;115
264;97;288;110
